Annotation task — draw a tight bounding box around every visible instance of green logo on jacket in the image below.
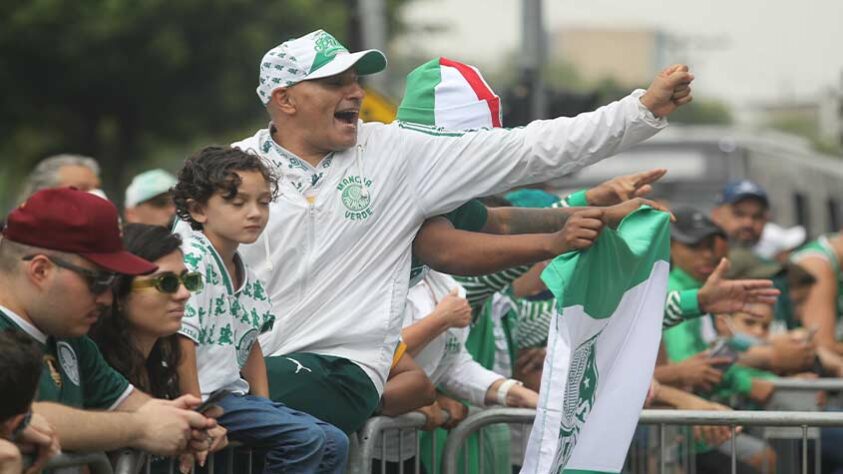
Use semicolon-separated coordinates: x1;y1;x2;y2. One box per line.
337;175;373;221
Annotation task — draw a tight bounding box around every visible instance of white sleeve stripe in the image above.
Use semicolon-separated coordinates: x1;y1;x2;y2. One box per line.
107;384;135;411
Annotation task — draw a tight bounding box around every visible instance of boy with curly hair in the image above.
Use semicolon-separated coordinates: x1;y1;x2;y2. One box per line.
173;146;348;473
0;330;59;473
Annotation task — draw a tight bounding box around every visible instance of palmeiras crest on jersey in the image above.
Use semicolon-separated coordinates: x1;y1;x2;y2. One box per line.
337;175;373;221
550;332;600;473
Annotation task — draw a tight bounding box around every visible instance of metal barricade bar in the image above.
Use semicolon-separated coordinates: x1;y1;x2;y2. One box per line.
350;411;439;474
113;442;250;474
441;409;843;474
441;408;534;474
639;409;843;426
112;449;145;474
39;452;114;474
771;378;843;391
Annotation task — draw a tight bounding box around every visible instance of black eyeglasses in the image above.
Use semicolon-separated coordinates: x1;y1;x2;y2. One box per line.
22;255;118;295
132;271;203;294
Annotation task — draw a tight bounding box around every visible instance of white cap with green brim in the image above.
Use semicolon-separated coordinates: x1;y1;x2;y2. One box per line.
257;29;387;105
397;57;502;130
124;169;177;208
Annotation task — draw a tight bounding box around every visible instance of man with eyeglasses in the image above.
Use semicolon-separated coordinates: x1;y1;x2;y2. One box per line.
0;187;219;457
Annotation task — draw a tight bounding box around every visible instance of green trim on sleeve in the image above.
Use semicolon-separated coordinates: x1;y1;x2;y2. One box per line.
565;189;589;207
444;199;489;232
678;289;702;316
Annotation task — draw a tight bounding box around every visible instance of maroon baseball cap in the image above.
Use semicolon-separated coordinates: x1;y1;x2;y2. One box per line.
3;188;157;275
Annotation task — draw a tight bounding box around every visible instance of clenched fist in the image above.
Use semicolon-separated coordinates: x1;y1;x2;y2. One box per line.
434;288;472;329
639;64;694;117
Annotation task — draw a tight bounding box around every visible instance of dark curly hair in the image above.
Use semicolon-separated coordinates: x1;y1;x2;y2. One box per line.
0;330;42;421
90;224;184;399
173;146;279;230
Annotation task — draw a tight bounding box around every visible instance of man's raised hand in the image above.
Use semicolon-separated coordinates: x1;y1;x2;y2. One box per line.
586;168;668;206
697;258;781;316
640;64;694;117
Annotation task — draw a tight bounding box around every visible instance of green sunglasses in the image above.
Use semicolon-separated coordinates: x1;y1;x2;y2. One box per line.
132;271;203;294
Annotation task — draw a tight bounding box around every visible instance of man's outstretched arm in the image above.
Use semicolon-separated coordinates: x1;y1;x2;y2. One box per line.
482;169;668;235
404;66;692;218
415;209;606;276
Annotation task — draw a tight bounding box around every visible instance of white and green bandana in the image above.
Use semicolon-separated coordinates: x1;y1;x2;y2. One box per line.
397;57;502;130
259;128;334;196
179;229;276;400
256;29;387;104
521;207;670;474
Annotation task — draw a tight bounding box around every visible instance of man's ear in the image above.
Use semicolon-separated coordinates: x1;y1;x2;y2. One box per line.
271;87;296;115
187;199;207;226
24;255;54;290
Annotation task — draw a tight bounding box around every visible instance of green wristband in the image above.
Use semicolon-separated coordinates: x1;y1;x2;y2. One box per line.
566;189;589;207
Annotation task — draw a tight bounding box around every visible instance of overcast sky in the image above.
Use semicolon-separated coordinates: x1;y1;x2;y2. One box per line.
398;0;843;109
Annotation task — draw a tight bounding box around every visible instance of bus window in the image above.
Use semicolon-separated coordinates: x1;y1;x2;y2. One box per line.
794;192;810;234
829;198;841;232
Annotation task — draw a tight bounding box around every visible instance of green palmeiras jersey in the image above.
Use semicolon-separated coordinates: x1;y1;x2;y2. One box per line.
0;307;133;410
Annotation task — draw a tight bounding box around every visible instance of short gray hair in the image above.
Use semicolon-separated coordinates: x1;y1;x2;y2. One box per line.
18;154;101;202
0;238;76;274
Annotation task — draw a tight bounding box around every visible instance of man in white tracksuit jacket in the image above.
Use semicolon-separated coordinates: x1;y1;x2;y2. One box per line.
235;29;694;433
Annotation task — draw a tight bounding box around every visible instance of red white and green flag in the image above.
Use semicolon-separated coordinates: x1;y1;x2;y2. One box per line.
521;207;670;474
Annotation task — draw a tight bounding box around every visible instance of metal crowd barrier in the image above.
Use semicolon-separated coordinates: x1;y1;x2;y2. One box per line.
441;408;843;474
105;386;843;474
112;442;256;474
771;378;843;392
113;411;439;474
37;451;114;473
349;411;446;474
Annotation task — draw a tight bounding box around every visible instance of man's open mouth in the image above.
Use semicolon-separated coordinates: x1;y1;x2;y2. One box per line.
334;109;359;125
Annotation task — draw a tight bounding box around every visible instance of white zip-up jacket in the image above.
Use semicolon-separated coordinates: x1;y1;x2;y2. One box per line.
235;90;665;394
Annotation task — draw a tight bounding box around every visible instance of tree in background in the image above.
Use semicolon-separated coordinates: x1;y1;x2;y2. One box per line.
0;0;410;209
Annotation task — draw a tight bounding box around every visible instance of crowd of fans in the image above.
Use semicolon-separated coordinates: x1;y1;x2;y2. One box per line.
1;28;841;474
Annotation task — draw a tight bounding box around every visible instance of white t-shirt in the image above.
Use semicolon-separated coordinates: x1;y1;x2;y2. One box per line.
178;228;276;400
405;271;503;406
236;91;665;394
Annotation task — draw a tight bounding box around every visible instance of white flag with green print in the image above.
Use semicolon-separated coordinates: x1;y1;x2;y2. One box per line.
521;207;670;474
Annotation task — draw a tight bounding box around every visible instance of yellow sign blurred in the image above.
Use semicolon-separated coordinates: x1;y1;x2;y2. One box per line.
360;88;397;124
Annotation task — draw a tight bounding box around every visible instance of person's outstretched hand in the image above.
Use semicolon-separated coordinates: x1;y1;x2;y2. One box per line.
697;258;780;316
585;168;667;206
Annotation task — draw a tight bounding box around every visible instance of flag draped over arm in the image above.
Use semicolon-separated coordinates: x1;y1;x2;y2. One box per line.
521;207;670;474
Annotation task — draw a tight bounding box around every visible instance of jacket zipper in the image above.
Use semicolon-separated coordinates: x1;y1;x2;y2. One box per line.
300;197;316;301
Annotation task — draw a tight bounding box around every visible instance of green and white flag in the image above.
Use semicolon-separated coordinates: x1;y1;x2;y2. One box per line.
521;207;670;474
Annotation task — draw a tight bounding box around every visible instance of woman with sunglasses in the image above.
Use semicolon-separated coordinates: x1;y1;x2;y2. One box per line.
91;224;204;398
89;224;225;469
